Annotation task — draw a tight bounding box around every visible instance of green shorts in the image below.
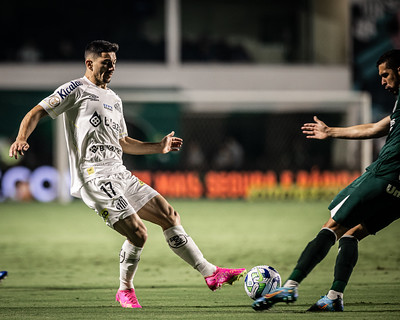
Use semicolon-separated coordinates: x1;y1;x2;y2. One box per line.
328;171;400;234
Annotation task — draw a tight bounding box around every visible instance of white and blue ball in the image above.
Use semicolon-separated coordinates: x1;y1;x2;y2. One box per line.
244;265;281;300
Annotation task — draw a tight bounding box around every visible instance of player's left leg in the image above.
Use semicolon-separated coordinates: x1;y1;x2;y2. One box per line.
308;178;400;312
137;194;246;291
254;175;369;311
307;224;366;312
304;173;379;312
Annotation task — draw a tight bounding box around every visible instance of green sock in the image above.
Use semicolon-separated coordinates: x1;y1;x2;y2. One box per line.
330;236;358;293
288;228;336;283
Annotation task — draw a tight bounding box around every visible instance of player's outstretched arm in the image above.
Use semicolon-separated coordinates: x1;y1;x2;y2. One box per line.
301;116;330;140
9;105;48;159
301;115;391;140
120;131;183;155
160;131;183;153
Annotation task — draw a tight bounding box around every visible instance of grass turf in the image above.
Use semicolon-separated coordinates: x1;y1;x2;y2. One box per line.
0;200;399;319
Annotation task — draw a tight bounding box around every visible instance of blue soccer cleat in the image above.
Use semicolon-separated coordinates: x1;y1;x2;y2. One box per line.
0;271;8;283
307;295;344;312
252;286;298;311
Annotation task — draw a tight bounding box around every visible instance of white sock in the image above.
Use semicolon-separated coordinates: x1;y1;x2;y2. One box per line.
327;289;343;300
163;225;216;277
119;240;143;290
283;280;299;288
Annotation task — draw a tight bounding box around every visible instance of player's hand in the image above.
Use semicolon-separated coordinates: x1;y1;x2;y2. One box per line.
301;116;330;140
160;131;183;153
9;140;30;159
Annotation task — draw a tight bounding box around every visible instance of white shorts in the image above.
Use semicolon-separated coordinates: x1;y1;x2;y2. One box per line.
80;170;159;228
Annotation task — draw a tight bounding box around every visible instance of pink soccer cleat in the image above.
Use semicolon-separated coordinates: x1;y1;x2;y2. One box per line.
116;289;142;308
205;267;246;291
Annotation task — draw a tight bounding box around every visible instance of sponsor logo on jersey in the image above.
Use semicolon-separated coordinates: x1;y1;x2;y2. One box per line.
390;118;395;132
89;111;101;127
100;208;109;222
88;94;99;101
103;103;113;111
386;183;400;198
89;144;122;155
104;116;120;133
114;102;121;113
48;95;61;107
56;80;82;100
88;112;120;136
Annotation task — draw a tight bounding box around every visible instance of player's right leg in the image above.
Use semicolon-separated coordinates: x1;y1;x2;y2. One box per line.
252;286;298;311
112;215;148;308
80;172;148;308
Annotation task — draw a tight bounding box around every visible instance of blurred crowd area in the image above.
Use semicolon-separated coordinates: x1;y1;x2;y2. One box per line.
0;0;317;64
1;0;400;174
2;0;400;66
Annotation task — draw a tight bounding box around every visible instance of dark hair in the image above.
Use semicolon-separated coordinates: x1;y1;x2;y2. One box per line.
376;49;400;70
84;40;119;59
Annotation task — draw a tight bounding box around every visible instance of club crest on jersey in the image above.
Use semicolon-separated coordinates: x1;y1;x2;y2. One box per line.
48;95;61;107
57;80;82;100
115;196;128;210
89;111;101;127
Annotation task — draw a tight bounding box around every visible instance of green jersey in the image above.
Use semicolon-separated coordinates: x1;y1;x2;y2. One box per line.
366;94;400;181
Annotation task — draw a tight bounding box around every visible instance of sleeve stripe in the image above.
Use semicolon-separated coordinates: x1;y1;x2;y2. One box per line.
40;100;60;118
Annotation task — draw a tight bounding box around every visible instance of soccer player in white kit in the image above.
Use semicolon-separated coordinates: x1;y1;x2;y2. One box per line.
9;40;246;308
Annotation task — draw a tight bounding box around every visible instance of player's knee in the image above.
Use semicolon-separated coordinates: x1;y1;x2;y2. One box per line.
127;224;148;247
344;223;370;241
138;225;148;243
323;218;348;239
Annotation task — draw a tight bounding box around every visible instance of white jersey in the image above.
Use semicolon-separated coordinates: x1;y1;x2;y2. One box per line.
39;76;128;198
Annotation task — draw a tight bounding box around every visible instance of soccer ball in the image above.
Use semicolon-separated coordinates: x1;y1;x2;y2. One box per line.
244;265;281;300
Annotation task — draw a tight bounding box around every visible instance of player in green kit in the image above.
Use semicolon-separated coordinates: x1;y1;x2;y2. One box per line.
252;49;400;312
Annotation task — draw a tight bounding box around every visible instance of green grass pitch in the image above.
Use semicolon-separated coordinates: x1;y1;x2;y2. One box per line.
0;200;399;319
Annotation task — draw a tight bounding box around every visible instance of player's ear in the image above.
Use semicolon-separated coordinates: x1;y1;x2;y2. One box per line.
85;59;93;71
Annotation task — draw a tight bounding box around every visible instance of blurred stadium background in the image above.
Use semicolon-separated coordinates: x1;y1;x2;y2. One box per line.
0;0;399;202
2;1;400;319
